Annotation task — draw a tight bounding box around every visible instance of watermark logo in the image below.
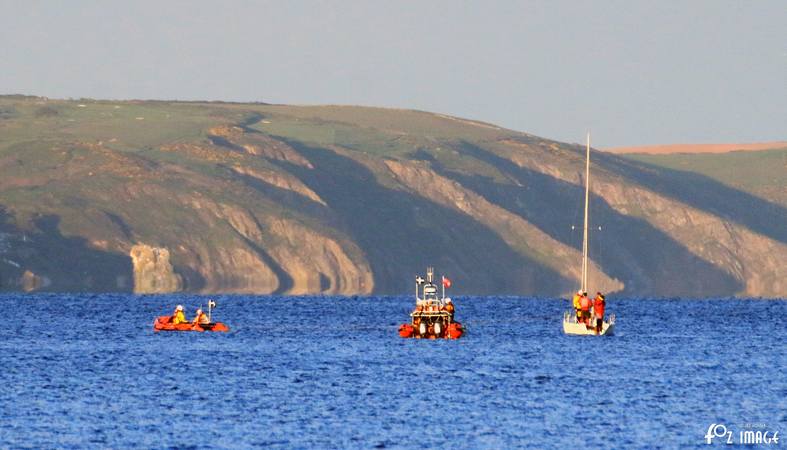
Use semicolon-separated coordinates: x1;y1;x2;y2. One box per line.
705;423;780;445
705;424;732;444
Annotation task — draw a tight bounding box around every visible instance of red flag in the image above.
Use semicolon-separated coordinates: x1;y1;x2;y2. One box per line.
442;277;452;288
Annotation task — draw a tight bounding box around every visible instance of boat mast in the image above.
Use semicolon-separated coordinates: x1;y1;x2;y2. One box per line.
581;132;591;293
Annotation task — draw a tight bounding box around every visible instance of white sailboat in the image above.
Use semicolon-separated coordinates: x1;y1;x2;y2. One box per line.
562;133;615;336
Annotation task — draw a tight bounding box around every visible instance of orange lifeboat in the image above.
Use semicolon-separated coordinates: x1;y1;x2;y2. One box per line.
153;316;230;332
154;300;229;332
400;267;463;339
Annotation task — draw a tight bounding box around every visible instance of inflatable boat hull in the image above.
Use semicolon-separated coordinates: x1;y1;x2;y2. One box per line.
399;322;463;339
153;316;229;332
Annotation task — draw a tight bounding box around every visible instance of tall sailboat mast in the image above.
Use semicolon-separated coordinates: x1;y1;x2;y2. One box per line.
581;133;591;293
564;132;615;335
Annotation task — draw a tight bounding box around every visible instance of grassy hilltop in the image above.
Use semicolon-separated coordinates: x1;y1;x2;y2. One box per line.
620;148;787;208
1;95;785;297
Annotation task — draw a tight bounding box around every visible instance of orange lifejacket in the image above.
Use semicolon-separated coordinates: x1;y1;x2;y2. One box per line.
444;303;455;314
593;298;605;317
580;296;591;311
193;312;209;325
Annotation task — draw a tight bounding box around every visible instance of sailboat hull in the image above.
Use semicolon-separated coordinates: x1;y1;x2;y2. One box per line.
562;317;615;336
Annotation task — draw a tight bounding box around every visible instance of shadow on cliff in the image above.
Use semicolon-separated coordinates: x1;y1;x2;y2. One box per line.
0;207;132;292
272;143;569;295
593;151;787;246
234;212;295;295
436;144;742;297
216;165;342;294
233;170;342;231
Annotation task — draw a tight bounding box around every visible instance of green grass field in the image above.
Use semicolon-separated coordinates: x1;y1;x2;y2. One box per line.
621;148;787;204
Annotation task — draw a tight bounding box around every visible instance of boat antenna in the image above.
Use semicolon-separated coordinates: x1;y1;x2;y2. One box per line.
581;132;591;293
208;299;216;322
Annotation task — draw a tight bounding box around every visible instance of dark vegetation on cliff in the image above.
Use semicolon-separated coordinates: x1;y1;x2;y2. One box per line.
0;96;784;296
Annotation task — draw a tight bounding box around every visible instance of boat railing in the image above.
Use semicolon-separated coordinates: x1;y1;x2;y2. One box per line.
563;310;580;323
564;310;614;325
411;310;451;317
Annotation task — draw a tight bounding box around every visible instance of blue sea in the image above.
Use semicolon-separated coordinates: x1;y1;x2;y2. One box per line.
0;294;784;449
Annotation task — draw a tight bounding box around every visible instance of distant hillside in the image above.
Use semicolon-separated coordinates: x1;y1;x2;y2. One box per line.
607;142;787;154
618;147;787;209
1;96;785;297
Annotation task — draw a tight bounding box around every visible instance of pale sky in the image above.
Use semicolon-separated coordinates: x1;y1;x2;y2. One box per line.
1;0;785;147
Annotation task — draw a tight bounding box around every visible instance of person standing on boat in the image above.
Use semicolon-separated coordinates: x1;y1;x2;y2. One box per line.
444;298;455;323
593;293;606;334
579;293;592;325
171;305;187;324
572;290;583;323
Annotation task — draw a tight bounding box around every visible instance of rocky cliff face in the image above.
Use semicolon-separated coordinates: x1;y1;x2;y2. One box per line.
491;138;787;296
21;270;46;292
165;199;372;294
1;97;783;297
129;245;182;293
382;159;623;294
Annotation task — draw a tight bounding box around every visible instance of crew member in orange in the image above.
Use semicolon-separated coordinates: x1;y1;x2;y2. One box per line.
192;308;210;326
171;305;187;324
579;293;592;326
444;298;455;322
593;293;606;334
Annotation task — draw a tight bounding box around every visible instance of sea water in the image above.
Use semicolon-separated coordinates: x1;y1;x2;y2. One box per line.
0;294;784;449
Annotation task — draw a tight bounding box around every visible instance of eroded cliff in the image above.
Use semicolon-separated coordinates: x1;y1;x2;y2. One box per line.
1;97;783;297
129;245;182;293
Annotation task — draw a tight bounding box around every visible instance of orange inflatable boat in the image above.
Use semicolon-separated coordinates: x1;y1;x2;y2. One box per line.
153;316;230;332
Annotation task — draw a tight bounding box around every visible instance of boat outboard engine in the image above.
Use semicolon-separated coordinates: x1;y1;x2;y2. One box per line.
433;321;441;336
419;322;427;336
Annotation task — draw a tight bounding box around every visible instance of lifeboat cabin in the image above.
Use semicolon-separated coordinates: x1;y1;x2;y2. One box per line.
399;267;463;339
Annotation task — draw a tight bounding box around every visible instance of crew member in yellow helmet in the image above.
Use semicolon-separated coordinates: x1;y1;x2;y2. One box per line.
572;290;583;323
171;305;187;324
